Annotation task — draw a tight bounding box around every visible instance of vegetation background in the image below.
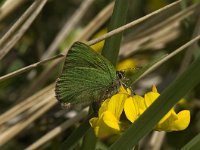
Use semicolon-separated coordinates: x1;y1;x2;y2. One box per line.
0;0;200;149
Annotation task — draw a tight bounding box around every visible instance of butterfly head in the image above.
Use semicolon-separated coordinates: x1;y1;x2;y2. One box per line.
116;71;125;80
116;70;133;92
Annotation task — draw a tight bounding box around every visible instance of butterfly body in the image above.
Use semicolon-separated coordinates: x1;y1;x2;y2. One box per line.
55;42;123;106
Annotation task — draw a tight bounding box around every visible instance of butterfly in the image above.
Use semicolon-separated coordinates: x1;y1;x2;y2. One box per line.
55;42;126;107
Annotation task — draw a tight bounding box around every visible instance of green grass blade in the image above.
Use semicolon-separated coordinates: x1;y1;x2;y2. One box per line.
109;54;200;150
61;114;92;149
101;0;129;65
80;128;97;150
181;133;200;150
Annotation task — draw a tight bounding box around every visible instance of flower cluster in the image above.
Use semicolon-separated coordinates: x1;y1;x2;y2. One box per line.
89;85;190;138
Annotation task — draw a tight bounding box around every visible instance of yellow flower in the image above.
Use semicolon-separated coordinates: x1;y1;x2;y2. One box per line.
89;86;130;138
90;85;190;138
90;29;107;53
155;109;190;131
117;58;136;71
144;85;190;131
147;0;167;12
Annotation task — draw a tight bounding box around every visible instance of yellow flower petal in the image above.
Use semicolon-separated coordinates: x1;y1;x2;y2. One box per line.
124;95;146;122
134;95;146;114
89;117;99;128
89;117;102;137
124;97;139;122
152;85;158;93
177;98;189;108
98;99;109;117
107;93;127;120
126;88;132;95
103;111;120;130
90;29;107;53
119;86;131;95
117;58;136;71
158;109;177;125
156;109;177;131
172;110;190;131
89;114;119;138
144;91;160;107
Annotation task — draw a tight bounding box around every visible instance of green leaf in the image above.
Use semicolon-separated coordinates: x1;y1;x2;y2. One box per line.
109;53;200;150
102;0;129;66
181;133;200;150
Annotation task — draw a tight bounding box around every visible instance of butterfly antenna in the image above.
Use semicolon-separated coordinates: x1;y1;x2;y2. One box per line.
118;67;141;72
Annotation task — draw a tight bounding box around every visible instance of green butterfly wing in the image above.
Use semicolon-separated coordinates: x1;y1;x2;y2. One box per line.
55;42;120;106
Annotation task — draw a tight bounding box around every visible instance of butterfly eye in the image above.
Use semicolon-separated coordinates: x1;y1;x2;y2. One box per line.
116;71;125;80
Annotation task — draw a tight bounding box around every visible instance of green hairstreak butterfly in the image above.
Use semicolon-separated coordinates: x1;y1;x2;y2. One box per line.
55;42;125;107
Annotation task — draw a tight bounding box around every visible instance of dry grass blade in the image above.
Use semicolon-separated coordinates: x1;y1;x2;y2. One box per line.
133;4;198;39
0;0;41;47
0;97;57;145
179;14;200;74
120;3;199;57
3;32;199;147
25;109;88;150
41;0;95;59
0;54;64;82
87;0;181;46
2;29;199;145
0;0;27;21
25;91;55;115
0;84;54;126
19;60;62;100
148;131;166;150
134;34;200;83
1;0;195;148
0;0;48;60
0;0;182;84
1;0;183;86
78;1;114;41
21;1;114;99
